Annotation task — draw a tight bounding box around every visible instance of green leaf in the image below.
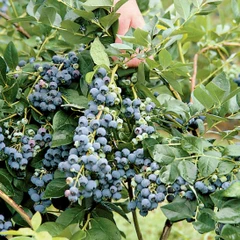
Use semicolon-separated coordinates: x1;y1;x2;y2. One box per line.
2;81;19;103
0;56;7;85
78;51;95;76
152;144;175;165
224;144;240;156
133;28;150;47
0;168;14;196
31;212;42;231
61;89;88;108
99;12;120;31
4;41;18;70
178;160;197;184
158;49;172;69
222;181;240;198
218;161;235;176
221;224;240;240
216;206;240;224
193;210;215;234
101;202;130;223
85;217;121;240
193;84;215;110
198;151;221;177
56;207;85;227
159;161;179;184
90;38;110;67
37;222;65;237
61;20;80;33
52;110;77;131
161;196;197;222
42;179;68;199
231;0;240;23
181;136;204;154
39;7;62;27
71;230;86;240
174;0;191;20
83;0;113;11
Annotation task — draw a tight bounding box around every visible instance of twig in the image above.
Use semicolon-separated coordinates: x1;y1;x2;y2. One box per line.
127;180;143;240
159;219;173;240
0;12;30;38
0;190;33;228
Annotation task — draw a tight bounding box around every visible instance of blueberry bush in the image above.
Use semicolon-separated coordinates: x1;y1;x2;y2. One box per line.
0;0;240;239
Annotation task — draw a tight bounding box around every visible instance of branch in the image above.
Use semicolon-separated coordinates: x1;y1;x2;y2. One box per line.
127;180;143;240
159;219;173;240
0;190;33;228
0;12;30;38
190;53;198;102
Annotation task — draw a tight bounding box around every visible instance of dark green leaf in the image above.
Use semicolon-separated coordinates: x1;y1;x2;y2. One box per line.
42;178;68;199
61;20;80;33
221;224;240;240
2;82;19;103
85;217;121;240
161;196;197;222
78;51;95;76
193;209;215;234
0;169;14;196
37;222;65;237
56;207;85;227
4;42;18;70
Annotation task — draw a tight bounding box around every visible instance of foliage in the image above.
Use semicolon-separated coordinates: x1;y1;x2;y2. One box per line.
0;0;239;240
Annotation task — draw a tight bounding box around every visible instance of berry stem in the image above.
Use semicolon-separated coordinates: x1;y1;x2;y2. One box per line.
82;213;91;231
159;219;173;240
0;190;33;229
127;180;143;240
0;114;18;123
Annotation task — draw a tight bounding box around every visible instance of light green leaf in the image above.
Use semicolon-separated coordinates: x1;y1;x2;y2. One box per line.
222;181;240;198
181;136;204;154
158;49;172;69
90;38;110;67
39;7;62;27
152;144;175;165
221;224;240;240
31;212;42;231
83;0;113;11
174;0;191;20
198;151;221;177
178;160;197;184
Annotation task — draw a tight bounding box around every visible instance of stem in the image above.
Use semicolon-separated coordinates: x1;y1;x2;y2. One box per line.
127;180;143;240
159;219;173;240
0;190;33;228
9;0;18;18
82;213;91;231
0;114;17;123
0;12;30;38
36;30;57;58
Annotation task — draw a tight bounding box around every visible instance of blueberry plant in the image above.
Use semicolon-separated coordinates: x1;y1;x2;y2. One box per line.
0;0;240;239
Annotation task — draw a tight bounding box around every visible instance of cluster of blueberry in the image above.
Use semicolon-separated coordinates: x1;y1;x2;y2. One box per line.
0;214;12;233
28;170;53;213
56;68;198;216
28;52;81;112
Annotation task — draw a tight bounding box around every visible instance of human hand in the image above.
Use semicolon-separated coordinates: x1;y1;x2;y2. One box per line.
114;0;145;67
